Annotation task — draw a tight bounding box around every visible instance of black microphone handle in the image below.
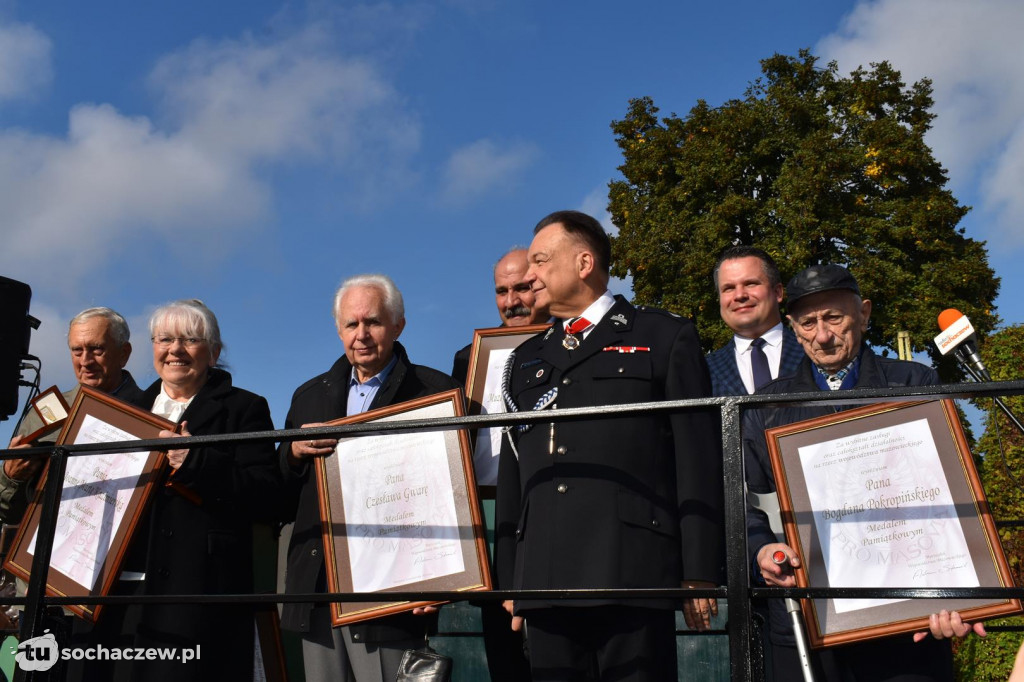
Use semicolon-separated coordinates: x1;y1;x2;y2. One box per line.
954;340;992;382
953;351;1024;436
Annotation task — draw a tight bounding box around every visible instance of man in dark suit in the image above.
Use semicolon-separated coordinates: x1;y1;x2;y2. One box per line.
451;246;545;682
706;246;803;397
495;210;724;681
744;264;984;682
280;274;458;682
1;307;144;524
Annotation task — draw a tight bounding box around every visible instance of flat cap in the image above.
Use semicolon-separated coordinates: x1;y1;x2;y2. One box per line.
787;264;860;308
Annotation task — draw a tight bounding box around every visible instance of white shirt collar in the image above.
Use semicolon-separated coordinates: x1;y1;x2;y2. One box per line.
733;321;784;353
568;290;616;337
151;384;197;423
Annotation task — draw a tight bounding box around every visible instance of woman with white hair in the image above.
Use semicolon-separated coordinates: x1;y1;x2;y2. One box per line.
106;299;279;682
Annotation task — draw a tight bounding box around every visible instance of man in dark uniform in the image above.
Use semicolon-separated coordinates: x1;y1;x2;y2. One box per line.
706;246;804;397
495;210;724;681
744;264;985;681
451;246;545;682
280;274;458;682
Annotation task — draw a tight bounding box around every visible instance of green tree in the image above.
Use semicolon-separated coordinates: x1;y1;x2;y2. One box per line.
953;324;1024;680
609;49;999;377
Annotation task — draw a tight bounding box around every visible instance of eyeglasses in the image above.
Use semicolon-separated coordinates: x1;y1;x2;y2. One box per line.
151;336;205;348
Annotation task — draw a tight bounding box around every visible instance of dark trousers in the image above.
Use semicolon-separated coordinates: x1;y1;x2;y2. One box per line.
770;635;953;682
524;606;676;682
480;600;531;681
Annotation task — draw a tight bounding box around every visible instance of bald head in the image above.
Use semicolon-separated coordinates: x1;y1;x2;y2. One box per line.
494;249;546;326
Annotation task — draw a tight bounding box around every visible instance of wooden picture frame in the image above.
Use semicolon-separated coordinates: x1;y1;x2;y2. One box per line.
3;386;176;622
765;399;1020;647
20;386;71;444
464;323;551;492
314;389;491;627
254;606;288;682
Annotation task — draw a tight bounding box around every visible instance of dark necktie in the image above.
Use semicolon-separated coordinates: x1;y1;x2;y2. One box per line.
750;337;772;390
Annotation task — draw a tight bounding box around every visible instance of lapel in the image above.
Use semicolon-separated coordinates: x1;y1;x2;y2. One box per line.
179;369;231;432
536;296;635;373
708;344;745;396
851;346;883;388
780;327;806;378
328;359;352;421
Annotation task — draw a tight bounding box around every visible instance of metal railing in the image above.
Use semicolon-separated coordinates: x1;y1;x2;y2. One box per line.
3;379;1024;681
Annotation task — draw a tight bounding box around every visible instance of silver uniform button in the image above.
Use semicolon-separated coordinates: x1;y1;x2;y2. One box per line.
556;483;568;493
562;377;572;385
556;445;568;455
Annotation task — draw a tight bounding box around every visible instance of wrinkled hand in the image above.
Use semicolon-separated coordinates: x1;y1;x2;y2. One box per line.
159;421;191;470
287;423;338;465
4;436;41;482
681;580;718;631
503;600;524;632
756;543;800;587
913;609;986;642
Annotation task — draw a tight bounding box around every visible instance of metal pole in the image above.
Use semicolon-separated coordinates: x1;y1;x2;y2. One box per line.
722;400;753;682
17;446;69;682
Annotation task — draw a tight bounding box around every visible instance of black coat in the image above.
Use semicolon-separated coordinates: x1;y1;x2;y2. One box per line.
495;296;724;609
451;342;472;388
279;342;458;641
133;368;280;680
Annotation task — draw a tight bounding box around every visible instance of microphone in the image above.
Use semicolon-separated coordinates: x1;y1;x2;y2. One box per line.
934;309;991;381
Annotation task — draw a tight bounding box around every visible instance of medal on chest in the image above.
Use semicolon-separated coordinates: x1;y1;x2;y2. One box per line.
562;316;590;351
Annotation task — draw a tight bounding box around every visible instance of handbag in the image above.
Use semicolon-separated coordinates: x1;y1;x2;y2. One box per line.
395;640;453;682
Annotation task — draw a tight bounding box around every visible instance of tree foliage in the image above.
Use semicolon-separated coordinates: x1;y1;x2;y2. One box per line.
609;50;999;377
953;324;1024;680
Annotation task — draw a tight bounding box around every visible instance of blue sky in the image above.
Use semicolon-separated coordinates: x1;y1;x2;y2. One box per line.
2;0;1023;442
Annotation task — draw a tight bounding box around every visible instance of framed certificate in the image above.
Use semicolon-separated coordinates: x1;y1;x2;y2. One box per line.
3;386;176;622
314;389;491;627
20;386;71;444
765;399;1020;647
464;323;550;490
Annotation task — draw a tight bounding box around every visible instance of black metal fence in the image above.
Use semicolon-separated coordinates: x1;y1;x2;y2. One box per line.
4;379;1024;681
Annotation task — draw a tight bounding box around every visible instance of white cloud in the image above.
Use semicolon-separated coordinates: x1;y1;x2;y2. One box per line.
818;0;1024;247
440;138;539;205
0;20;421;295
579;185;614;234
0;21;51;102
150;27;417;165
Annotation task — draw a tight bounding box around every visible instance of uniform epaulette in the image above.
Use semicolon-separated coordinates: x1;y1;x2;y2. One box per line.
636;305;682;320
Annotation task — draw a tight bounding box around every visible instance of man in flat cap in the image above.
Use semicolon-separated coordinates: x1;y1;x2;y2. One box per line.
744;264;984;681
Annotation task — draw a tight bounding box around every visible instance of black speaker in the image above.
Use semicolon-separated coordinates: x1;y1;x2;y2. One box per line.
0;276;33;419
